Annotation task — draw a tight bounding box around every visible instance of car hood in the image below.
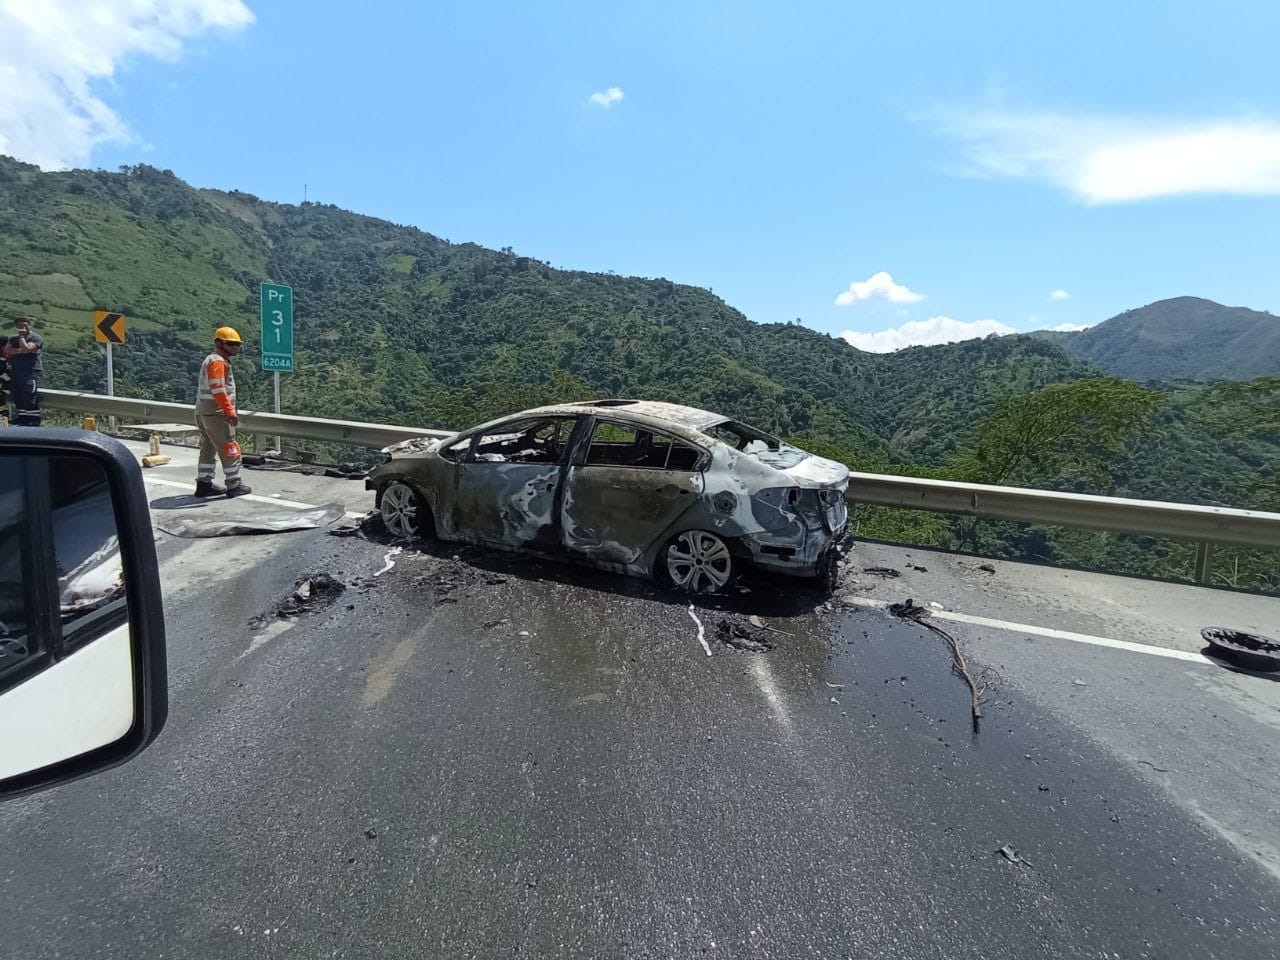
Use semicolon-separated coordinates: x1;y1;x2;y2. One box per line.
725;444;849;490
773;453;849;489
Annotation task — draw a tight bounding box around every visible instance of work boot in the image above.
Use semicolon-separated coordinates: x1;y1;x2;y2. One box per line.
194;480;226;498
225;481;253;498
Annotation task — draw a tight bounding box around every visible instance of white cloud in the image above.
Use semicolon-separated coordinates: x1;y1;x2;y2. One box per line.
933;108;1280;203
1050;289;1070;300
834;271;925;307
0;0;254;170
1051;322;1092;332
840;316;1014;353
588;87;624;109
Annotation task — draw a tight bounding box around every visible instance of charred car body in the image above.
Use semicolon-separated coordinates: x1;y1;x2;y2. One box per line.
367;400;850;592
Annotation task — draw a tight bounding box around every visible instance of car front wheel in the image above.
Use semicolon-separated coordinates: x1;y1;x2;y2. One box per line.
379;481;429;540
665;530;735;594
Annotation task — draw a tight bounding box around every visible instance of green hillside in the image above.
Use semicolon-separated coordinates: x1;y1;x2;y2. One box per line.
1064;296;1280;381
2;156;1276;589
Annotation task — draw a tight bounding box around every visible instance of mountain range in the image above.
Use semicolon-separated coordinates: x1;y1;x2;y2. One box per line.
1061;297;1280;382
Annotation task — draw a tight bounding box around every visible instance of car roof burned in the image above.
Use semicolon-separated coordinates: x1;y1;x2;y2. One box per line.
517;399;726;442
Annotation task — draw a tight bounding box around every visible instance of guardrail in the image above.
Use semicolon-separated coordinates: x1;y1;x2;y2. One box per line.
41;389;1280;583
42;389;452;448
848;471;1280;583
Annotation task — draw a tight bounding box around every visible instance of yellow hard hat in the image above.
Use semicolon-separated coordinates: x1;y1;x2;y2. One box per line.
214;326;242;343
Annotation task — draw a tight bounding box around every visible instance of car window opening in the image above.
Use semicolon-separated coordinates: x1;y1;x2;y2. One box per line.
586;421;701;470
471;419;574;465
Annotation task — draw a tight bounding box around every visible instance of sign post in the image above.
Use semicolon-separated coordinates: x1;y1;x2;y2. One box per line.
260;283;294;453
93;311;126;430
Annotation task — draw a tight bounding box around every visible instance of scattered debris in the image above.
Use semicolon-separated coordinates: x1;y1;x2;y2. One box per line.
328;511;381;539
828;696;839;705
1071;678;1088;687
996;844;1027;865
1201;627;1280;672
686;605;712;657
364;827;378;840
890;598;984;732
978;563;996;574
863;566;902;578
250;573;346;627
324;462;368;480
157;502;345;538
714;620;774;653
482;618;510;629
743;614;794;637
374;547;403;577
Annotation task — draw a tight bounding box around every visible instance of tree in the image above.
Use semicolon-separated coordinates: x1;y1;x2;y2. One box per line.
954;378;1164;488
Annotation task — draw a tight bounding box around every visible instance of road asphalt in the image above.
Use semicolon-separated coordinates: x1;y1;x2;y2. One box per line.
2;450;1278;959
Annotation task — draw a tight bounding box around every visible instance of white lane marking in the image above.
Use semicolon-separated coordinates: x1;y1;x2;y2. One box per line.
375;547;402;576
844;597;1211;664
686;604;712;657
237;618;295;661
749;656;795;734
142;474;366;520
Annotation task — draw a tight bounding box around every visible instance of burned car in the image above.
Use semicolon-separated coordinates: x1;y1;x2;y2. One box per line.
367;400;850;592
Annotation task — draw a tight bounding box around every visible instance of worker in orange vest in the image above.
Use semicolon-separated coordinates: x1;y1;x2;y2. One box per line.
194;326;252;498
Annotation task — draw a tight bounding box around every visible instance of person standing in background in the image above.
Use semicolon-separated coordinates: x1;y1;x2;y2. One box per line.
194;326;252;498
6;315;42;426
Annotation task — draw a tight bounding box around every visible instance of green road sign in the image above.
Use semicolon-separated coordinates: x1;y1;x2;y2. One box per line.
260;282;294;372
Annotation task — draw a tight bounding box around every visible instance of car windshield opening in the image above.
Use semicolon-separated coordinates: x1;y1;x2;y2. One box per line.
702;420;810;467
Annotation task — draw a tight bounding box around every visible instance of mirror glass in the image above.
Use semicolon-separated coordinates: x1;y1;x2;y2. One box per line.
0;452;136;784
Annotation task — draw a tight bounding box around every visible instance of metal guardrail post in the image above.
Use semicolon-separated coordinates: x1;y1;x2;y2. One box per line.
1194;542;1214;584
845;471;1280;553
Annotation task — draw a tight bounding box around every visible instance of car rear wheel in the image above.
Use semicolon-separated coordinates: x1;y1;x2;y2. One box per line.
665;530;734;594
379;481;429;540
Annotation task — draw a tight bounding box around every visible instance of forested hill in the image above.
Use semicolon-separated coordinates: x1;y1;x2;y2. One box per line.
1;155;1095;467
1063;296;1280;382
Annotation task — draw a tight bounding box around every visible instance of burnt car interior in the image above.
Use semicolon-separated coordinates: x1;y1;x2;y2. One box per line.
584;421;703;470
703;419;781;452
468;419;576;465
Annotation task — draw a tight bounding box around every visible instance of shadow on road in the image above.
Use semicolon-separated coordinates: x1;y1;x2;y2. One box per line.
345;517;834;620
1202;647;1280;683
150;495;209;511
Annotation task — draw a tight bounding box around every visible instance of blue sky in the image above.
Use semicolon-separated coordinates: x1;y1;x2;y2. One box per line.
4;0;1279;350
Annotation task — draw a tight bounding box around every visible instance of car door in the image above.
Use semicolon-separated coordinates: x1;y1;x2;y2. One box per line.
449;416;579;550
561;418;706;565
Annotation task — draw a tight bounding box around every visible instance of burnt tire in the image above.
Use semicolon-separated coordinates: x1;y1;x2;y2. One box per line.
663;530;735;594
817;548;840;595
378;481;431;540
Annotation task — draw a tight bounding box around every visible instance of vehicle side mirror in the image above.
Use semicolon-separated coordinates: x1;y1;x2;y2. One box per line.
0;430;167;800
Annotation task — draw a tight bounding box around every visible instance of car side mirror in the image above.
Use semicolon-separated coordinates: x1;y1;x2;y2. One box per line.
0;430;167;800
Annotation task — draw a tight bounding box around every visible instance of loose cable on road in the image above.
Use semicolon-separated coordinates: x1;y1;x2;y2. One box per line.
890;598;983;733
687;605;712;657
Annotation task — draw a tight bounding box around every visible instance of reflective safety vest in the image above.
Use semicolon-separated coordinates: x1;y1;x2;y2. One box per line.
196;352;236;417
